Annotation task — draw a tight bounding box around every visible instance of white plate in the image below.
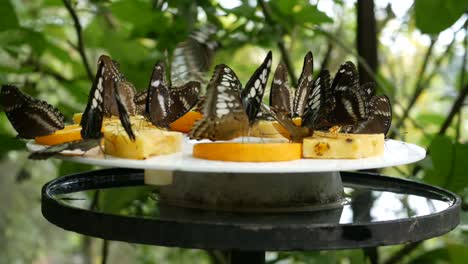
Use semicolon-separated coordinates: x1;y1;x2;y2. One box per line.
27;138;425;173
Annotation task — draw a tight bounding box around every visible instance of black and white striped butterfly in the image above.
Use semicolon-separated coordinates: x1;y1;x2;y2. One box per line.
171;25;219;85
343;95;392;135
189;64;249;141
311;61;369;129
0;85;65;139
269;51;314;118
241;51;272;124
302;69;335;129
146;61;201;128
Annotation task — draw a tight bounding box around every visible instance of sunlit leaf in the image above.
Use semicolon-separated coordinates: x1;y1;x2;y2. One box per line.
415;0;467;34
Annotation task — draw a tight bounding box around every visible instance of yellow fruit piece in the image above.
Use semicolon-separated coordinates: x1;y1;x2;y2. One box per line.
193;143;302;162
169;111;203;133
35;124;82;145
303;131;384;159
73;113;82;124
103;124;183;159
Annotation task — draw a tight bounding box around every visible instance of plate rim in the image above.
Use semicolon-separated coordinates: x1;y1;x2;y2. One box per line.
27;139;426;173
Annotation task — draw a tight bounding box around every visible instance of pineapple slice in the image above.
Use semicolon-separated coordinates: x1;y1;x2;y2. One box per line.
303;131;384;159
102;121;182;160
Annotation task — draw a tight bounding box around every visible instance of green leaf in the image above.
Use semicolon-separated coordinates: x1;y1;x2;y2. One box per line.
424;135;453;187
415;0;468;34
447;244;468;264
409;247;450;263
416;113;446;126
0;0;19;32
446;142;468;193
295;5;333;25
0;28;47;55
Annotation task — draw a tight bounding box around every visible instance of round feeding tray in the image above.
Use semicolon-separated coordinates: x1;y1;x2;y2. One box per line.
42;168;460;251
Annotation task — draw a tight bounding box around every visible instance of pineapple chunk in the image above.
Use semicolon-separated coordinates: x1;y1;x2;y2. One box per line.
102;123;182;159
303;131;384;159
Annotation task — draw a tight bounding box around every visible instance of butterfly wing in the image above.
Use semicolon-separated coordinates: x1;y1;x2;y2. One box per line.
293;51;314;117
99;55;136;117
261;104;309;143
329;61;367;126
0;85;65;139
147;62;201;127
348;95;392;135
114;82;136;141
28;139;100;160
269;62;292;116
190;64;248;141
241;51;272;124
168;81;201;119
302;70;335;129
80;58;106;139
134;90;148;115
172;25;219;85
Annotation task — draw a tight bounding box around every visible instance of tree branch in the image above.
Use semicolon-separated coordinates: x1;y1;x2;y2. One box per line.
438;20;467;135
384;241;422;264
62;0;93;81
259;0;298;86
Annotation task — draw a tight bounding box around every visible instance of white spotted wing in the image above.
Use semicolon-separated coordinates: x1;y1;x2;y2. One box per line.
190;64;249;141
241;51;272;124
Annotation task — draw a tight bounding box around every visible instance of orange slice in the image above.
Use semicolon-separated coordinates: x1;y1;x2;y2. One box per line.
170;111;203;133
35;124;82;145
193;142;302;162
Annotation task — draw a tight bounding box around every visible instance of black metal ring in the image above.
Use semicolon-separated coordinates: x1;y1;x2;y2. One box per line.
42;168;460;251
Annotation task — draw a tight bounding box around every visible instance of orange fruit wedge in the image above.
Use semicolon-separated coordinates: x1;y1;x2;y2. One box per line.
193;142;302;162
170;111;203;133
35;124;82;145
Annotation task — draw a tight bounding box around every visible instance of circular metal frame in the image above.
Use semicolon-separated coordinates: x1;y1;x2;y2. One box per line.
42;168;460;251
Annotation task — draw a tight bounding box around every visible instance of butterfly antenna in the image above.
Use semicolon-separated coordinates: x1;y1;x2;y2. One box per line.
114;82;136;141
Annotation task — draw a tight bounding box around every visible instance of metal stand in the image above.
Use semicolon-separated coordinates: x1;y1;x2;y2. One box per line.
41;168;460;263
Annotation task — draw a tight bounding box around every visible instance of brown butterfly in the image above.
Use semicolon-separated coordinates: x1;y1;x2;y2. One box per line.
189;64;249;141
0;84;64;139
145;62;201;128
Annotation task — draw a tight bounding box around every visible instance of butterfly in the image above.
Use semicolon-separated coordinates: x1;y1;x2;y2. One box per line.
241;51;272;124
146;61;201;128
189;64;248;141
96;55;137;117
269;51;315;118
294;51;315;117
342;95;392;135
301;69;335;129
0;84;65;139
171;25;219;85
189;52;272;141
311;61;369;129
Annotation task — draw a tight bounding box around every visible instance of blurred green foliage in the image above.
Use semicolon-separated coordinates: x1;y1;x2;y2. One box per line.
0;0;467;263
